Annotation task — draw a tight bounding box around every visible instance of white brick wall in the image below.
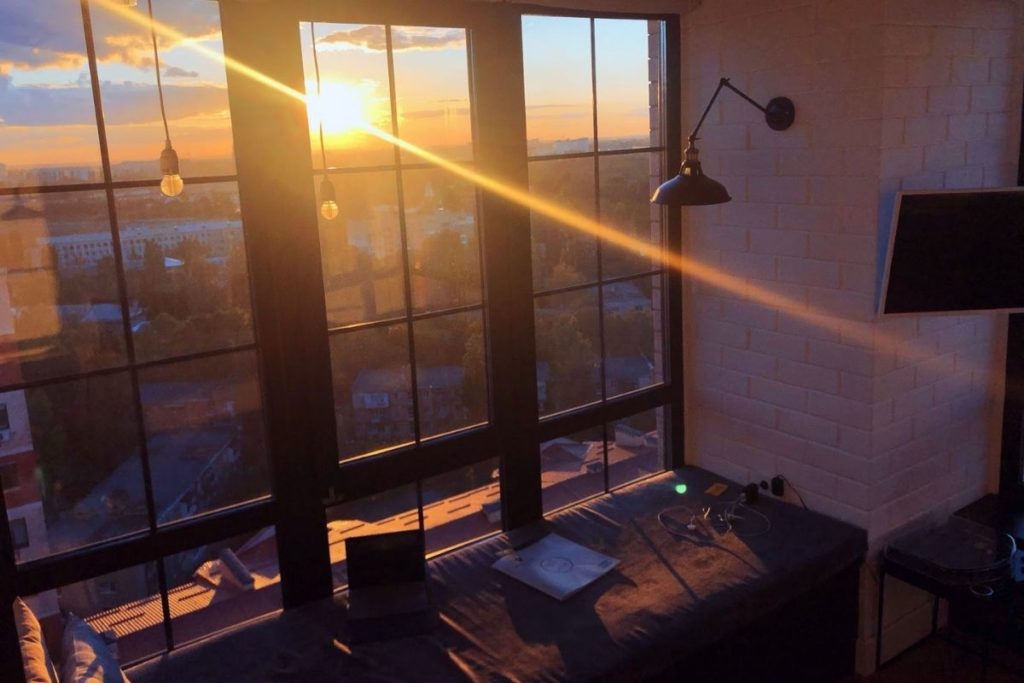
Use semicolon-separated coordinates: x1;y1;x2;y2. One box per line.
681;0;1023;673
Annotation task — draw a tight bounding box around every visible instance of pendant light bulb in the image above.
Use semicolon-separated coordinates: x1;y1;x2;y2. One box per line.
319;177;339;220
159;142;184;198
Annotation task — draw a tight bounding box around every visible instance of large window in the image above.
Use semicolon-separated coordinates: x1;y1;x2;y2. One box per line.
0;0;277;666
0;1;681;675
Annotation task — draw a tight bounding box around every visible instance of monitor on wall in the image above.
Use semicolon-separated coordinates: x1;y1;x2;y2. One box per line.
881;188;1024;316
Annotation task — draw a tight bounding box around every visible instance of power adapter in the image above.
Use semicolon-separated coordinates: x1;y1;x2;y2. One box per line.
771;476;785;497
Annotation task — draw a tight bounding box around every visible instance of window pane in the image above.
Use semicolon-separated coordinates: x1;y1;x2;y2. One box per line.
300;23;395;170
115;183;254;362
164;527;281;647
403;168;482;313
542;427;605;514
0;1;103;186
317;172;406;327
139;352;269;526
595;19;662;150
604;275;663;397
326;485;419;589
422;458;500;555
414;310;487;438
392;26;474;163
608;408;664;489
522;16;594;156
529;157;598;291
24;374;145;560
0;191;127;383
599;152;664;279
535;288;600;415
331;324;414;460
26;563;164;665
92;0;236;179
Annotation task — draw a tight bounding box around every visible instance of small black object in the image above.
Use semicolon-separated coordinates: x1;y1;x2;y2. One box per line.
771;476;785;497
765;96;796;130
743;483;759;504
345;530;433;643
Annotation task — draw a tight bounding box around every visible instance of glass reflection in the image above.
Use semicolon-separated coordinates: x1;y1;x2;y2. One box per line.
403;168;482;313
115;183;255;362
529;157;598;291
534;288;601;415
0;191;127;383
330;324;415;460
542;427;604;513
316;172;406;327
414;311;487;437
140;351;269;525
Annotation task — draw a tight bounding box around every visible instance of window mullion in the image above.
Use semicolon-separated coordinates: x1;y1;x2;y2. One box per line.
472;8;542;528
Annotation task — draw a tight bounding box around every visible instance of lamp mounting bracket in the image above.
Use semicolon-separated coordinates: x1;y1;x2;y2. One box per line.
689;77;795;141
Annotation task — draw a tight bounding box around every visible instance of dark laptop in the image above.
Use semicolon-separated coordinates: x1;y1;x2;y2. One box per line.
345;530;433;642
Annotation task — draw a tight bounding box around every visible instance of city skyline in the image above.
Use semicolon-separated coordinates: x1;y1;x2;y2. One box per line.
1;2;654;173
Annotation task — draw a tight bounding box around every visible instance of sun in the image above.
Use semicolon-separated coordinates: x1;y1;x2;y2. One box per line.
306;80;374;136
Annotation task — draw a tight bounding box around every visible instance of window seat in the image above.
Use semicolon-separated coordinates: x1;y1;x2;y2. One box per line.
126;467;866;682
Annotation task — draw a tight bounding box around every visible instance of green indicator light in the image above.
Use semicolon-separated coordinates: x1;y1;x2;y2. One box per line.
675;483;688;495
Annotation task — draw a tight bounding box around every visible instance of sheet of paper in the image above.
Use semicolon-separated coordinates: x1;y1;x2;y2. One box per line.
492;533;619;600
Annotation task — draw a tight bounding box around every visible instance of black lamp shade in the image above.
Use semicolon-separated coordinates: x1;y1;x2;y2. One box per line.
651;158;731;207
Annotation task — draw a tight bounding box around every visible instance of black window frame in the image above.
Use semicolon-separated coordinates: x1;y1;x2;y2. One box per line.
997;82;1024;511
0;2;682;677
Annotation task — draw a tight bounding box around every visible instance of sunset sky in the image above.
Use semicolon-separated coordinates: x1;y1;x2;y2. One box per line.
0;0;655;173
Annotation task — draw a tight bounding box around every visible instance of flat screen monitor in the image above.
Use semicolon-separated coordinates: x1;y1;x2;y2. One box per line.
881;188;1024;315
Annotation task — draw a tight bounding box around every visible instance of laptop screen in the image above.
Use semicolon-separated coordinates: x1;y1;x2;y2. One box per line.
346;530;426;588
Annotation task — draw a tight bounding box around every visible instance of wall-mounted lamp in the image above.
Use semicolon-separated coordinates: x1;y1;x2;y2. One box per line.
651;77;795;207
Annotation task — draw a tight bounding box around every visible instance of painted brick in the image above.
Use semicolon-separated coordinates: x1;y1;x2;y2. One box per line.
777;408;839;447
722;393;778;428
699;319;749;349
719;298;779;331
893;384;934;421
903;116;949;147
927;86;971;115
928;27;975;57
750;376;808;411
905;56;952;86
881;146;924;178
723;347;777;380
747;176;811;205
750;228;808;257
807;390;874;430
944;165;985;189
779;256;841;288
779;359;841;393
722;251;778;281
809;339;875;376
970;84;1011;114
924;142;967;171
749;329;808;362
951;56;990;85
947;113;989;142
699;362;749;397
883;87;929;117
777;204;836;232
841;263;877;294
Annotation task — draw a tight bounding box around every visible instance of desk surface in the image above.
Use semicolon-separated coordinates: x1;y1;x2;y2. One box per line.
131;467;866;682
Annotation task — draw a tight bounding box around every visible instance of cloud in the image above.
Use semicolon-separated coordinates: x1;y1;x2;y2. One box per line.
0;77;228;127
0;0;221;72
163;65;199;79
402;107;472;120
318;26;465;52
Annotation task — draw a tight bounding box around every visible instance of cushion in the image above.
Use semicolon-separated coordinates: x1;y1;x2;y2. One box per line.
61;614;130;683
12;597;59;683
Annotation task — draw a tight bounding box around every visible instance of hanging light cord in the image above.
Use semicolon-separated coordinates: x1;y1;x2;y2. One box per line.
310;21;329;170
147;0;171;145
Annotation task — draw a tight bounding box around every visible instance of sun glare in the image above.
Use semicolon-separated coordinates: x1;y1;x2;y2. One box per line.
307;81;374;136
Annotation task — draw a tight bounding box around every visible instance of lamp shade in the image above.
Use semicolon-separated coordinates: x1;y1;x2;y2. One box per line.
651;142;731;207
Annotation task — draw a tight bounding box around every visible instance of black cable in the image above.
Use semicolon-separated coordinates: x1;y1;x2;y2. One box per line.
309;21;329;171
779;475;809;510
146;0;171;145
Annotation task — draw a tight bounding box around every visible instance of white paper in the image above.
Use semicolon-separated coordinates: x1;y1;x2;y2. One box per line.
492;533;619;600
